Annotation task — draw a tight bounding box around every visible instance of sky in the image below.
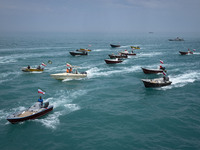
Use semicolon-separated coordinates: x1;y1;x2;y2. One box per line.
0;0;200;33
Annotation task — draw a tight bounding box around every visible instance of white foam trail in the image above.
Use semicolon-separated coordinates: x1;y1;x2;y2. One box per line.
86;66;141;79
158;71;200;90
0;56;17;64
93;49;109;52
137;52;162;58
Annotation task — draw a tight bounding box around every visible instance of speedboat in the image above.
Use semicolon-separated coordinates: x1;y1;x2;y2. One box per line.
141;67;164;74
110;44;120;48
69;51;88;56
121;50;136;56
179;51;193;55
141;77;172;88
21;67;44;72
7;102;53;124
169;37;184;41
130;46;140;49
108;54;127;59
104;58;123;64
50;72;87;80
77;48;91;52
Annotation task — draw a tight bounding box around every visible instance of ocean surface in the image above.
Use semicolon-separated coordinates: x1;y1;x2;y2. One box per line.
0;32;200;150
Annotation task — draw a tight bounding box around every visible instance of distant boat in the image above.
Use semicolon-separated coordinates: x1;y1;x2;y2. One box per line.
7;102;53;124
121;50;136;56
179;51;193;55
108;54;127;59
69;51;88;56
130;46;140;49
141;77;172;88
21;67;44;72
110;44;120;48
169;37;184;41
77;48;91;52
141;67;164;74
104;58;123;64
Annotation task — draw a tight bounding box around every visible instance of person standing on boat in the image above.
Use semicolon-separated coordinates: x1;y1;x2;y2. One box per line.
38;96;43;106
69;67;73;73
27;65;30;69
66;68;69;73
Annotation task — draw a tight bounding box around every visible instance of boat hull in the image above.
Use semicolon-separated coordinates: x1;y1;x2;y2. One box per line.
7;106;53;124
104;59;123;64
50;72;87;80
141;79;172;88
69;51;88;56
110;44;120;48
179;51;193;55
141;67;163;74
21;68;44;72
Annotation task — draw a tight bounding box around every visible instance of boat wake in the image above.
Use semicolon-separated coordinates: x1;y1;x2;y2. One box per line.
87;66;141;79
137;52;162;58
157;71;200;90
34;90;86;129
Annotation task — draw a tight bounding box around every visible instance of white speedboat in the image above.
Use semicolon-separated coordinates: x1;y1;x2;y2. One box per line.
50;72;87;80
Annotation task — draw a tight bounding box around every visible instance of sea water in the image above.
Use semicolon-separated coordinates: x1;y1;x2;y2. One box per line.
0;32;200;149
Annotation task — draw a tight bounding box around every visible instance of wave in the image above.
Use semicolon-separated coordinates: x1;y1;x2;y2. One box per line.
0;71;21;84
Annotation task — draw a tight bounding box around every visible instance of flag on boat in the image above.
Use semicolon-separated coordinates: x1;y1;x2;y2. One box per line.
160;60;164;64
38;89;45;95
163;71;167;76
66;63;72;67
42;62;47;66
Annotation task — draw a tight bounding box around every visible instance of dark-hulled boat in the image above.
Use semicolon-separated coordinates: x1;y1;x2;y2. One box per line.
121;52;136;56
110;44;120;48
105;58;123;64
7;102;53;124
179;51;193;55
141;67;164;74
108;54;127;59
169;37;184;41
69;51;88;56
141;77;172;88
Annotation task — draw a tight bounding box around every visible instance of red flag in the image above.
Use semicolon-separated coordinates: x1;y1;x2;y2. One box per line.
41;62;47;66
38;89;45;95
163;71;167;76
160;60;164;64
66;63;71;67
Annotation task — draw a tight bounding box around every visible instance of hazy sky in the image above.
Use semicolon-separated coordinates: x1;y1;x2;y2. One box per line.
0;0;200;33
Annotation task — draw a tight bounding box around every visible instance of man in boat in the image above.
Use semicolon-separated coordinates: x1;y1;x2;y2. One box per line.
27;65;30;69
69;67;73;73
66;68;69;73
160;65;166;71
37;65;41;69
38;96;43;106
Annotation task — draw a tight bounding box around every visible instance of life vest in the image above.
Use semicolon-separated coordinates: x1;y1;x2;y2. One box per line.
66;69;69;73
70;68;72;72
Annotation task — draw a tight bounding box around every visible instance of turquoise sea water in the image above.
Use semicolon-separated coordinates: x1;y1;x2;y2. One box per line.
0;32;200;150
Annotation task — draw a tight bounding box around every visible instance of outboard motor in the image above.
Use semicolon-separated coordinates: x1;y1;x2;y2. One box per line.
42;102;49;108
